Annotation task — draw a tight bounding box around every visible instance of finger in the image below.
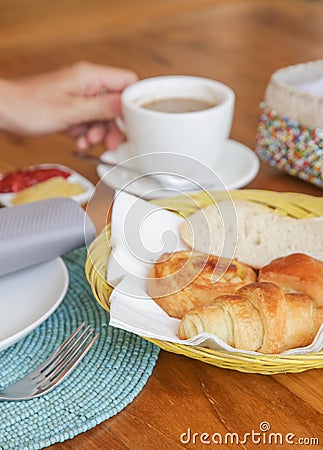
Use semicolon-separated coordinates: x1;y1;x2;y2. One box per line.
76;135;90;151
67;124;89;138
86;122;107;145
105;120;124;150
70;61;138;95
71;92;122;123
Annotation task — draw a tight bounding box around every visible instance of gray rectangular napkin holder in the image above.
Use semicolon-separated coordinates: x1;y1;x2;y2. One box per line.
0;197;96;277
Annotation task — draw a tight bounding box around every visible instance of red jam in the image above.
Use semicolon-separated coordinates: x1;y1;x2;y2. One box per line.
0;167;71;193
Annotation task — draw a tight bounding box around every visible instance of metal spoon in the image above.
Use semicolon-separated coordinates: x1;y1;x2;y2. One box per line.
73;151;208;190
72;151;139;173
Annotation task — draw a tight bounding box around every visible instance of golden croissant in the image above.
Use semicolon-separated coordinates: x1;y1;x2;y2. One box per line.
147;251;257;319
258;253;323;307
178;282;323;354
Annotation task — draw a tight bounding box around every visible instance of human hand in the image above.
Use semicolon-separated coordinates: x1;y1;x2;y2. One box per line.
0;62;138;150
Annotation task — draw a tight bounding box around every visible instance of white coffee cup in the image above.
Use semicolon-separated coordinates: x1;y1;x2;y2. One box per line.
120;76;235;185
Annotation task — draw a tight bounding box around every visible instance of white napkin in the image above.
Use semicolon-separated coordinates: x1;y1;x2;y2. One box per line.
0;197;96;276
108;190;187;288
108;191;323;356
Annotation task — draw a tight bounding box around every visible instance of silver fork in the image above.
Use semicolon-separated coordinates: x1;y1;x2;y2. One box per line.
0;323;99;401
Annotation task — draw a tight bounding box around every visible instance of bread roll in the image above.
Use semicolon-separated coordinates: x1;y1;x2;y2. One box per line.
258;253;323;306
147;251;257;319
180;200;323;268
178;282;323;353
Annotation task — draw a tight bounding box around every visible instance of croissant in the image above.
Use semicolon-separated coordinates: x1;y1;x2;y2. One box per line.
178;282;323;353
258;253;323;306
147;251;257;319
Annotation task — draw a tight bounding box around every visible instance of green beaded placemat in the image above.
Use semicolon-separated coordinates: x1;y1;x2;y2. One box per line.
0;248;159;450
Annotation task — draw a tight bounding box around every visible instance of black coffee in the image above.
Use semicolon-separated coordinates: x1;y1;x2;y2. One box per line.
141;97;216;113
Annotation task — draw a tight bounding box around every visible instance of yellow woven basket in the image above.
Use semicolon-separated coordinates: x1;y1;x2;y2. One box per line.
85;189;323;375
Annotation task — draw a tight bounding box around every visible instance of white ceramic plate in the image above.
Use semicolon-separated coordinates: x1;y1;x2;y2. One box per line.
0;258;69;352
96;139;260;199
0;163;95;207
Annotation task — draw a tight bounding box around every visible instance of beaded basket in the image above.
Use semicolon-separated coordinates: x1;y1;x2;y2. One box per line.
256;60;323;188
85;189;323;375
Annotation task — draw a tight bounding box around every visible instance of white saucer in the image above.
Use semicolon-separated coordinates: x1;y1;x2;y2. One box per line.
97;139;259;199
0;258;68;351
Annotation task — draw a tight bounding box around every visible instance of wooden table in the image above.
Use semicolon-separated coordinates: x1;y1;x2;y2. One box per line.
1;0;322;448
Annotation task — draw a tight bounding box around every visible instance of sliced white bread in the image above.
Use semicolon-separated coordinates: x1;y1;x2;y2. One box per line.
180;200;323;268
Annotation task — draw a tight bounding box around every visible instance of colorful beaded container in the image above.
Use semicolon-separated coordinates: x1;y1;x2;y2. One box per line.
256;61;323;188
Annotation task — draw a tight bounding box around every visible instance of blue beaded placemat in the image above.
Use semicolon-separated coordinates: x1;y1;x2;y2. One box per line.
0;248;160;450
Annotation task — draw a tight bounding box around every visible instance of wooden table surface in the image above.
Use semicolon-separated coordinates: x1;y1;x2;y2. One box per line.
1;0;322;448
